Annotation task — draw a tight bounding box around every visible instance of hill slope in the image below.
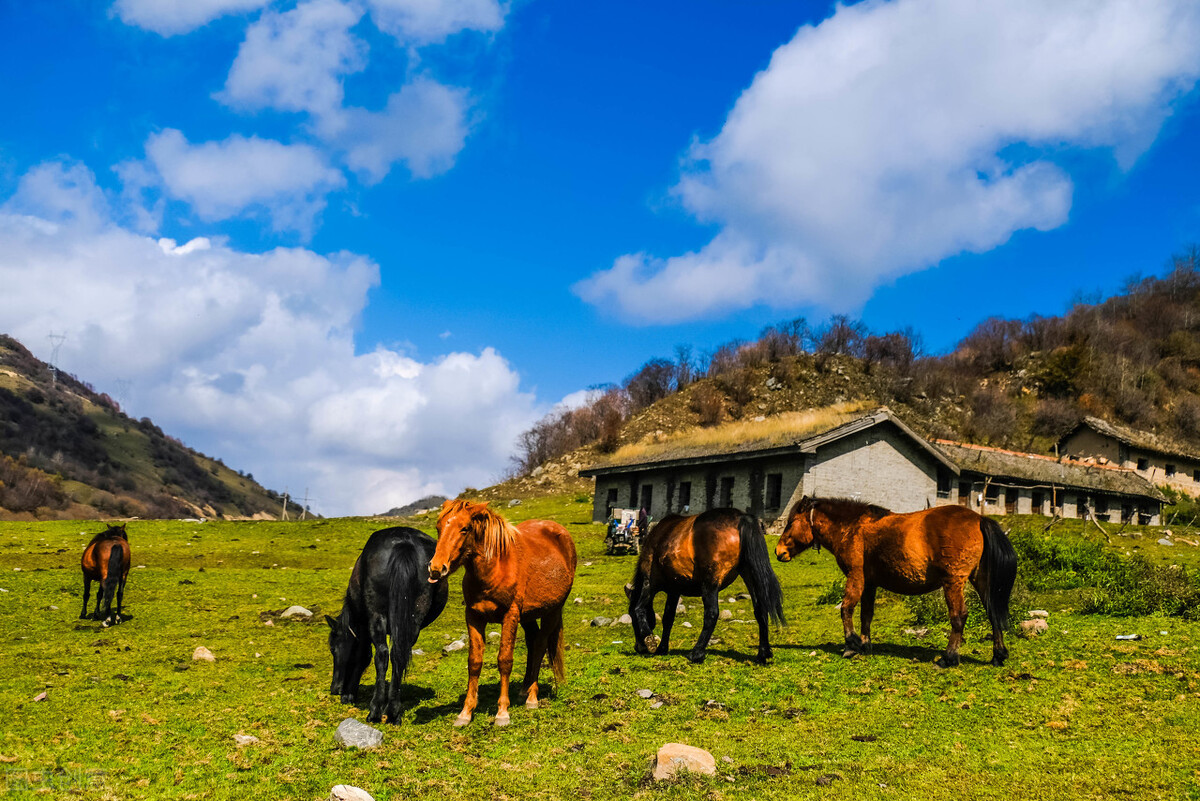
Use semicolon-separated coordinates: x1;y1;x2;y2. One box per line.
0;335;303;521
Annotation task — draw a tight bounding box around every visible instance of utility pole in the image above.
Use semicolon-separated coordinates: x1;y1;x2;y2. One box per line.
280;489;290;521
47;332;66;386
299;488;310;521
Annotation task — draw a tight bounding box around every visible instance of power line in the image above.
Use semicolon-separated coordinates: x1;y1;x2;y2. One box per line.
47;332;66;386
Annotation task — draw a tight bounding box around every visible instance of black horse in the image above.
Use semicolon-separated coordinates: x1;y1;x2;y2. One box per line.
326;526;448;723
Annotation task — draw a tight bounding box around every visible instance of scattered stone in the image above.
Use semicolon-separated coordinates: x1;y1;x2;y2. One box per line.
636;689;655;699
280;605;313;619
682;622;693;628
507;499;522;507
33;691;47;702
1019;620;1048;636
617;614;633;625
737;593;750;601
676;602;686;614
719;610;733;620
334;719;383;750
411;648;424;656
650;701;664;709
652;743;716;781
443;639;466;654
591;617;613;627
573;597;583;604
903;627;929;638
192;646;216;662
1115;634;1142;641
1028;610;1050;619
264;620;274;627
233;734;259;747
487;631;500;640
329;786;374;801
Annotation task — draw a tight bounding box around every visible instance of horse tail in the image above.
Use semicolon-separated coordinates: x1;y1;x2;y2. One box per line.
977;515;1018;631
105;544;125;592
737;514;785;626
547;612;567;684
386;544;420;689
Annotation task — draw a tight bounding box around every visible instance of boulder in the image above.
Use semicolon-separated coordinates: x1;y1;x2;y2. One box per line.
443;639;466;654
590;617;613;627
652;743;717;781
192;646;216;662
1028;610;1049;619
233;734;259;747
719;610;733;620
1019;619;1048;636
334;719;383;750
280;605;313;619
329;785;375;801
617;614;633;625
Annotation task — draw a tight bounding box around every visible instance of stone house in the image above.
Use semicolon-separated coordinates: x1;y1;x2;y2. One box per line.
582;408;1165;527
1058;416;1200;498
936;441;1164;525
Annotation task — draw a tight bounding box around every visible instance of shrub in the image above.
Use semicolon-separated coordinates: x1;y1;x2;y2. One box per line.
814;579;845;606
1080;557;1200;619
689;384;724;427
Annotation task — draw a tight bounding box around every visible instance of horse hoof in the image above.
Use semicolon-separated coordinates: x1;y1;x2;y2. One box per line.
494;713;511;727
935;655;961;669
686;651;706;664
755;651;772;665
366;711;382;723
453;714;472;727
842;649;858;659
525;699;539;710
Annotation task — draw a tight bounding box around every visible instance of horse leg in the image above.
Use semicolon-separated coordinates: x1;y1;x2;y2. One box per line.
938;582;968;668
751;580;774;665
971;573;1009;666
841;571;865;657
859;585;877;654
455;611;486;727
686;585;720;664
520;618;547;710
494;609;520;726
80;575;92;620
655;591;680;656
365;613;390;723
633;583;660;654
115;575;126;623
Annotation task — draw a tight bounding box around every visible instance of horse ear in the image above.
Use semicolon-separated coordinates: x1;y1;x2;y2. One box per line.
325;615;339;630
624;582;634;600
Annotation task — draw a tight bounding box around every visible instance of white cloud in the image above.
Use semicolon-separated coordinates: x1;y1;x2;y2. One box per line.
220;0;367;119
0;162;539;515
337;78;472;181
364;0;505;44
577;0;1200;322
134;128;346;235
111;0;269;35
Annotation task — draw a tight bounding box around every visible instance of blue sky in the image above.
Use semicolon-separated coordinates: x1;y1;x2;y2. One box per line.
3;0;1200;514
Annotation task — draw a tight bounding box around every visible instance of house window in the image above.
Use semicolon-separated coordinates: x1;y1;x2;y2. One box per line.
936;470;951;499
1094;496;1109;521
677;481;691;512
1004;487;1018;512
639;484;653;512
719;476;735;508
985;484;999;504
1166;464;1177;478
605;488;618;516
958;481;972;506
1194;470;1200;483
1137;457;1149;471
765;473;783;510
1031;491;1044;512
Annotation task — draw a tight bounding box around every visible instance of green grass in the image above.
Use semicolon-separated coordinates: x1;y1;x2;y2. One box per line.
1;499;1199;800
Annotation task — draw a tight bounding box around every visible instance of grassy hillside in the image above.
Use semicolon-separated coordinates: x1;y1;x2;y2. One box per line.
1;499;1198;799
0;335;303;521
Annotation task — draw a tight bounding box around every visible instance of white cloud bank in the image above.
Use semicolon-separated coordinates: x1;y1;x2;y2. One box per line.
0;162;538;515
111;0;269;35
575;0;1200;323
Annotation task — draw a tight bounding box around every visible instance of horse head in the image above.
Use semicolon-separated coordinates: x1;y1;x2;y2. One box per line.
325;612;362;700
776;496;817;562
429;500;514;582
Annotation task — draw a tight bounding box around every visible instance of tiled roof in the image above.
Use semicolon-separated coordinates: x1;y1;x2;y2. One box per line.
1064;416;1200;462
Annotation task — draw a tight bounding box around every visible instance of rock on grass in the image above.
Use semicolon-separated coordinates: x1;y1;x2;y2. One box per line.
335;719;383;750
329;785;374;801
652;743;716;781
193;646;215;662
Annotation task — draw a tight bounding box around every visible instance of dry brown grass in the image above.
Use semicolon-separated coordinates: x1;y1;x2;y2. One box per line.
594;400;875;466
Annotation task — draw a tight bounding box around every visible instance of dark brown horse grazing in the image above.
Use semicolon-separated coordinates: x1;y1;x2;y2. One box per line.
627;508;784;664
80;524;131;624
776;497;1017;667
428;500;577;727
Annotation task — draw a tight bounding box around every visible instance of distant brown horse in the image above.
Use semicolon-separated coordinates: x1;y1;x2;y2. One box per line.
776;498;1016;667
80;524;131;624
627;508;783;664
428;500;577;727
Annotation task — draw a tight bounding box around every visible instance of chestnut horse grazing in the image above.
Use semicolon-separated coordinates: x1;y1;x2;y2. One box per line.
428;500;577;727
327;526;448;723
627;508;784;664
776;497;1017;667
80;524;131;624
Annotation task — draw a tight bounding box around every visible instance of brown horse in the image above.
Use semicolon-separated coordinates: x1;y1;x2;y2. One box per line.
775;497;1016;667
428;500;577;727
627;508;784;664
80;524;131;624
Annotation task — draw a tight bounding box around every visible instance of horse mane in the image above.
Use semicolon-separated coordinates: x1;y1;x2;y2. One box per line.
87;524;128;545
439;500;518;559
792;497;891;524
